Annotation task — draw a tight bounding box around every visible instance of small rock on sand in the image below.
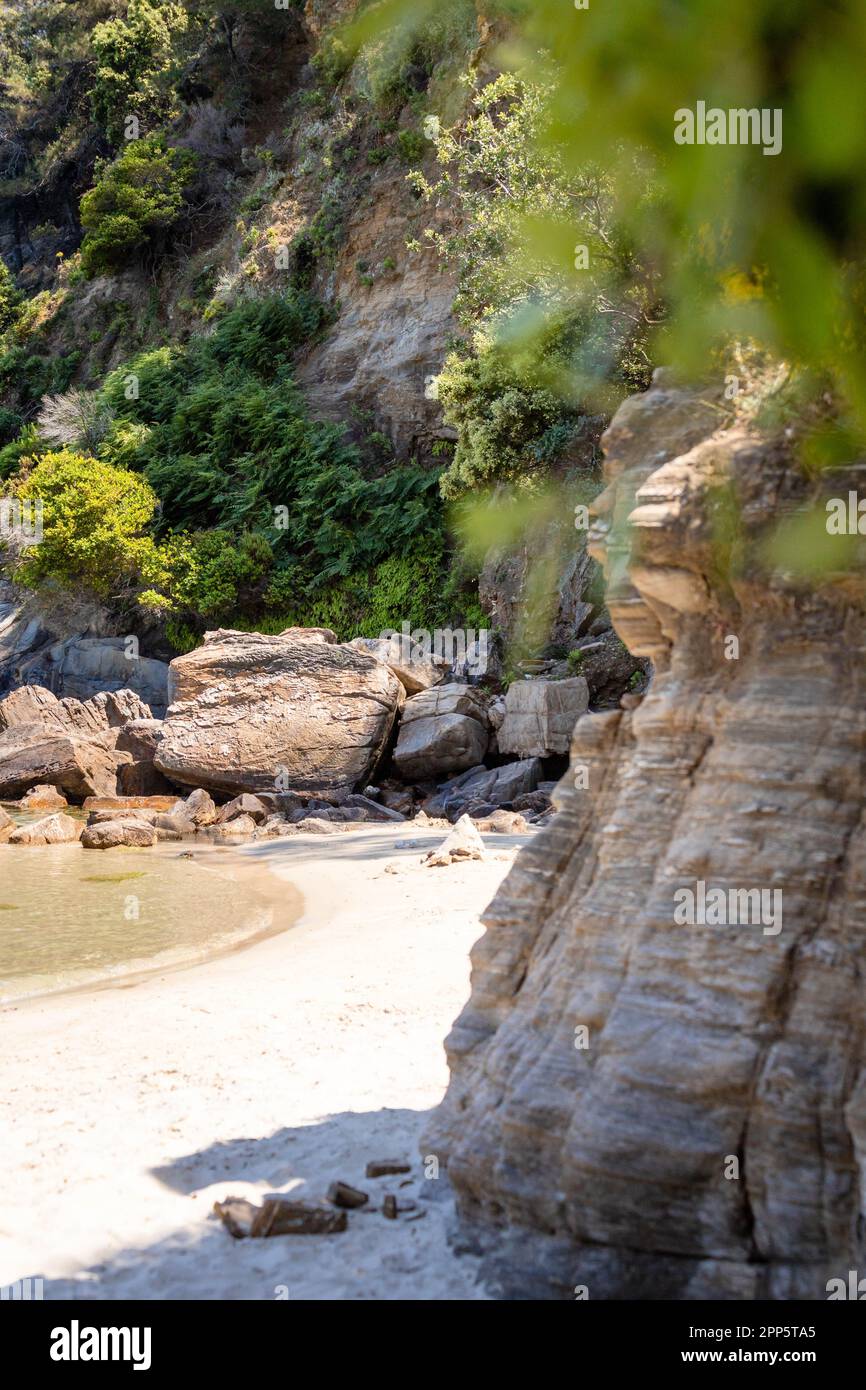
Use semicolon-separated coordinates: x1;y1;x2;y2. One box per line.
20;784;68;811
424;814;485;867
298;817;347;834
81;819;158;849
327;1181;369;1210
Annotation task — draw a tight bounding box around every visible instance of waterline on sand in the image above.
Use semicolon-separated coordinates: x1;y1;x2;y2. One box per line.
0;844;301;1005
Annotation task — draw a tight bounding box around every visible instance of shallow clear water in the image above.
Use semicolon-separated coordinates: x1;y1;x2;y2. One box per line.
0;832;274;1003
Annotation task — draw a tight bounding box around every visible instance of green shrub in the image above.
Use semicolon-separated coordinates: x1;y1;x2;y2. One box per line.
310;33;353;90
0;424;38;478
163;617;199;654
0;409;24;451
396;128;425;164
155;529;275;620
262;536;483;641
0;345;80;415
8;449;162;598
90;0;185;144
435;317;586;498
0;262;21;334
95;293;446;625
79;136;196;277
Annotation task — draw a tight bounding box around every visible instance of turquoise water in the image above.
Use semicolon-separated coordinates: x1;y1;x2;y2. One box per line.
0;831;274;1002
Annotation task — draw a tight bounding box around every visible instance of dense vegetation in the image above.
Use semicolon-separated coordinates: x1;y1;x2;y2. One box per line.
0;0;486;647
411;72;658;498
6;0;858;657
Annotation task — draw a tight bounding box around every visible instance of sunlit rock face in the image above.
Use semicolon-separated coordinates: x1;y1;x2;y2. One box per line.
426;368;866;1299
155;629;403;798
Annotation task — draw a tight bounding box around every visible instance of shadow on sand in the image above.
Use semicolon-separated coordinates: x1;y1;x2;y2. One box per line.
30;1107;481;1302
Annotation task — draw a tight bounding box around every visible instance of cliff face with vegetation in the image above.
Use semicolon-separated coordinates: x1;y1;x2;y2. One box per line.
0;2;470;654
0;1;651;678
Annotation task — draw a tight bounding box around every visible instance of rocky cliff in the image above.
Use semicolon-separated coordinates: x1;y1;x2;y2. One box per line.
426;369;866;1299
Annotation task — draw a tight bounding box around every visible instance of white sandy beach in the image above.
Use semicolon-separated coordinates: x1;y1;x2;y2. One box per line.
0;825;524;1301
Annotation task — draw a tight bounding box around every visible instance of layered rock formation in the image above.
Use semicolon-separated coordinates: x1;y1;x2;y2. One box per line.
426;369;866;1299
14;636;170;715
0;595;170;716
0;685;157;799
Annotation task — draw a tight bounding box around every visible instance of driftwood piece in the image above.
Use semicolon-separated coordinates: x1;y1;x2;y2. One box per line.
327;1181;369;1209
213;1196;348;1238
365;1158;412;1178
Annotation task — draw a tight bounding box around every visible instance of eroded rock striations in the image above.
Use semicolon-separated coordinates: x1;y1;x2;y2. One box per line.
426;368;866;1300
155;629;403;797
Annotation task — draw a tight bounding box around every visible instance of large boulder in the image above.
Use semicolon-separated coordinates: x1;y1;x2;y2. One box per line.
393;683;489;780
425;371;866;1300
393;715;488;781
497;676;589;757
155;630;402;798
9;812;83;845
0;805;12;843
0;724;122;800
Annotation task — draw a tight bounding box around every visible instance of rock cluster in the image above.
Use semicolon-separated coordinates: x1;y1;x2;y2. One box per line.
0;685;155;800
0;609;610;851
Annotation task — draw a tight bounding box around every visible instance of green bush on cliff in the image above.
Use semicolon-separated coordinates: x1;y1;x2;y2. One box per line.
380;0;866;458
407;71;656;499
143;529;275;622
0;425;40;480
8;449;163;599
92;292;447;634
0;263;21;334
263;541;453;640
91;0;186;144
98;293;354;539
0;347;81;438
79;136;196;277
436;328;570;499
